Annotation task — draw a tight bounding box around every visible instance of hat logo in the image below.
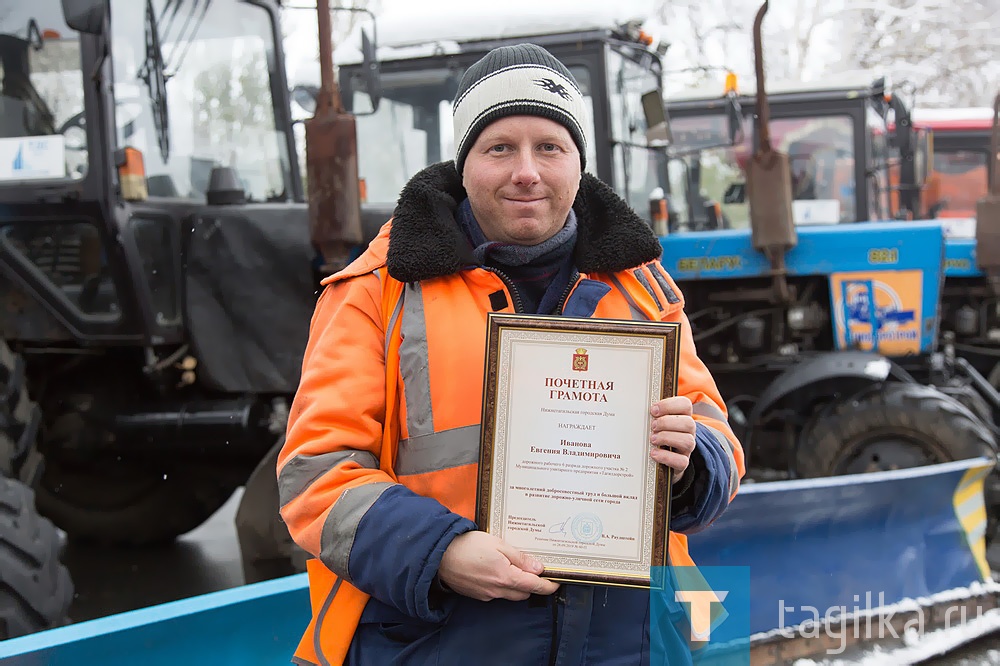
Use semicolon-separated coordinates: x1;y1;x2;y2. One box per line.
533;77;572;100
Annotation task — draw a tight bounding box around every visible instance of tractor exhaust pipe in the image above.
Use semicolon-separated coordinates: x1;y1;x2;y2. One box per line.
305;0;364;274
747;0;797;304
977;92;1000;296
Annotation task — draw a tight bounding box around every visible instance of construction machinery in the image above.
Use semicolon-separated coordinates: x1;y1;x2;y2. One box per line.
901;103;1000;401
0;0;381;638
661;71;1000;489
911;105;994;224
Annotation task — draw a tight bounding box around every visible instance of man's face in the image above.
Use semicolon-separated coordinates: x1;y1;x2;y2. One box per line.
462;115;581;246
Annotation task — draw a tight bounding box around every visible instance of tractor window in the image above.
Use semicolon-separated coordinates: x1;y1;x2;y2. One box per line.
606;46;666;222
347;67;459;205
1;221;120;319
110;0;292;203
928;149;988;218
346;63;598;206
667;113;857;230
0;4;87;182
666;114;749;231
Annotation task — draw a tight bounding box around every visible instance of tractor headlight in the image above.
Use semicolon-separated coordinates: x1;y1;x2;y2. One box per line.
953;305;978;336
787;304;825;332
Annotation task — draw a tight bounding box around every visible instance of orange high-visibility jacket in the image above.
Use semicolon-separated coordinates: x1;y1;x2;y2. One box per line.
277;162;745;666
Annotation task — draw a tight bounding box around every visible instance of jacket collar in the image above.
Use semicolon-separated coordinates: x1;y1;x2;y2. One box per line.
385;161;663;283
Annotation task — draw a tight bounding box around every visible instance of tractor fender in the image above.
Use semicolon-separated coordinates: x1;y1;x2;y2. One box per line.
746;351;916;445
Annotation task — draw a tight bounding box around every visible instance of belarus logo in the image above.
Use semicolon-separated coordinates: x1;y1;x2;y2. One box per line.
572;347;589;372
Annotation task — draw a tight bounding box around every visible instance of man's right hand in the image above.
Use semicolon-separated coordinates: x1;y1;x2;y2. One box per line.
437;531;560;602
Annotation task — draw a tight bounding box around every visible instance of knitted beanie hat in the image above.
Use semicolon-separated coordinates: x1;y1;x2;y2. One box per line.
452;43;588;175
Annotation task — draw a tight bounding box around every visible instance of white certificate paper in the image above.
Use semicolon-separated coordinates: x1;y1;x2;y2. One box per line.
477;314;679;588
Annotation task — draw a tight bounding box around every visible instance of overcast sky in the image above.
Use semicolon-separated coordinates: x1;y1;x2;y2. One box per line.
279;0;998;108
280;0;659;83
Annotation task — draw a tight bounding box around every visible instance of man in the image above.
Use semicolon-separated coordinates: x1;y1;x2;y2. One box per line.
278;43;744;666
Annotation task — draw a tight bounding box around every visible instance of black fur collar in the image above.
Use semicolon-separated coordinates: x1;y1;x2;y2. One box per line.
385;161;663;282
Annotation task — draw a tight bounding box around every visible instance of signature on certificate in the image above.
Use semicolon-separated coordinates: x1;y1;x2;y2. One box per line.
547;513;603;543
548;517;571;535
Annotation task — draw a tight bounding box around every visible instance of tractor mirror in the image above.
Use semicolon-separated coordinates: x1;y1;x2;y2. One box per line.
725;94;746;145
61;0;106;34
358;27;382;114
643;89;672;146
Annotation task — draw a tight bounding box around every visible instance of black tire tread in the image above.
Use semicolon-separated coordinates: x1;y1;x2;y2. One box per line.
796;382;993;478
0;475;73;640
0;339;41;484
36;461;239;547
0;338;73;639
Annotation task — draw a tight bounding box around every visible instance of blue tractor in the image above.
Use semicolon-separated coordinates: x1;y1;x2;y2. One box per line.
653;13;999;513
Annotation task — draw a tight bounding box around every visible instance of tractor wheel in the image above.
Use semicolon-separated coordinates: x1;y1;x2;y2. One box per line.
0;476;74;639
34;438;242;547
796;382;993;477
0;339;73;639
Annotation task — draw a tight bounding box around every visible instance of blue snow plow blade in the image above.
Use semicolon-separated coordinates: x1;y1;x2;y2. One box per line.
687;457;995;636
0;572;310;665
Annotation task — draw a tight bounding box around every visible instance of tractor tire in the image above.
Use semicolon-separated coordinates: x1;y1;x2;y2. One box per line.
796;382;993;478
34;447;241;547
0;476;74;640
0;338;73;639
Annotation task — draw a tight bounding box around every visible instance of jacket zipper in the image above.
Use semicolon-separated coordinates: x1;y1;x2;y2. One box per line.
482;267;581;316
483;266;525;313
555;269;581;315
547;594;561;665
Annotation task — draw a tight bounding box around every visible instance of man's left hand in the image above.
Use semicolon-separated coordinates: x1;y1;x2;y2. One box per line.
649;396;696;483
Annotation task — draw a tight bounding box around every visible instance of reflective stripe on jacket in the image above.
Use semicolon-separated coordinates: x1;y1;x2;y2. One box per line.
277;162;745;666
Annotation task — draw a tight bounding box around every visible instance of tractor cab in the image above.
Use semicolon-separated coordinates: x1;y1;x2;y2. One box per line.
662;72;914;233
0;0;304;347
0;0;347;624
319;8;683;242
907;107;994;227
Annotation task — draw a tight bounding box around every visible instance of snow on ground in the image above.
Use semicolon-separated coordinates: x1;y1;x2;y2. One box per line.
790;608;1000;665
732;579;1000;665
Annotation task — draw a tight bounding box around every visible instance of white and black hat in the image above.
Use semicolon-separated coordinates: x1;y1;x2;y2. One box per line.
452;43;588;175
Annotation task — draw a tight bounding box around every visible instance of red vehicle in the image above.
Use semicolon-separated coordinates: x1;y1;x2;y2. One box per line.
910;107;993;222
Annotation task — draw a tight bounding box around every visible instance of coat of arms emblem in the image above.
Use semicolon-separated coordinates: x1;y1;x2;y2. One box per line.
572;347;589;372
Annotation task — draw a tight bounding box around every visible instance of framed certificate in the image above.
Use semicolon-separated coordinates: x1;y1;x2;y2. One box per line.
475;312;681;588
